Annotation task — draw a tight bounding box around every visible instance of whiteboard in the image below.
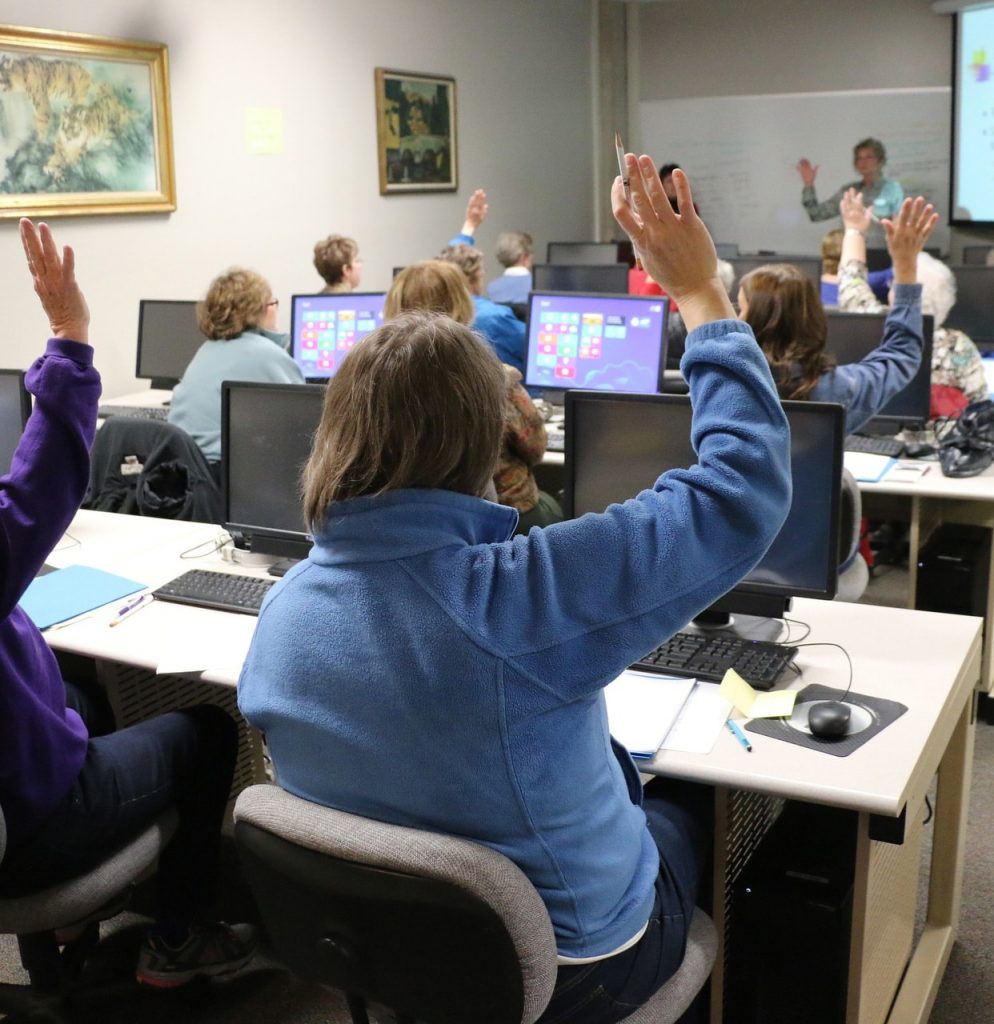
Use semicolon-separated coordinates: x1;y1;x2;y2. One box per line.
639;88;951;254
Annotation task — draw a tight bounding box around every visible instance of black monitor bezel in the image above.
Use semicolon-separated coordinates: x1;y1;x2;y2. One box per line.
947;265;994;349
289;291;387;384
523;290;670;399
729;255;823;297
824;311;935;428
220;379;326;559
546;241;624;265
135;299;203;389
0;369;31;474
562;390;844;605
532;263;630;295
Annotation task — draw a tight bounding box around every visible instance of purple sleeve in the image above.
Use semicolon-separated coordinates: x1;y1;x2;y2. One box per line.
0;338;100;617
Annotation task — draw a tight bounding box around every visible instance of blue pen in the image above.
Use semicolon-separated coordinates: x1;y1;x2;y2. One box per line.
725;718;753;752
116;592;149;616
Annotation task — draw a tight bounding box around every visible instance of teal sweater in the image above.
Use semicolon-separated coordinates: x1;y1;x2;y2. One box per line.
238;318;792;958
168;328;304;462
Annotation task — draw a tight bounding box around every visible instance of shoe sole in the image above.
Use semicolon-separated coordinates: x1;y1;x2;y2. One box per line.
135;950;255;989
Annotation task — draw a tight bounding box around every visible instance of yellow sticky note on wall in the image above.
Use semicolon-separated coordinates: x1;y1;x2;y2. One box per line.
719;669;796;719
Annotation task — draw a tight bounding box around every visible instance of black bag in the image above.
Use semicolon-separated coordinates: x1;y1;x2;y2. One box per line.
939;399;994;478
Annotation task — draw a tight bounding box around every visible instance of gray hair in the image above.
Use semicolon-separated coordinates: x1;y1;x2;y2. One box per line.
495;231;533;268
917;252;955;329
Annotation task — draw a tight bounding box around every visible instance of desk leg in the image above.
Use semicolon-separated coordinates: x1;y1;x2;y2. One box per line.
885;697;974;1024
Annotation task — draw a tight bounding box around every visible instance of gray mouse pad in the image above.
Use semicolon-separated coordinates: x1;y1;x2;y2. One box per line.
744;684;908;757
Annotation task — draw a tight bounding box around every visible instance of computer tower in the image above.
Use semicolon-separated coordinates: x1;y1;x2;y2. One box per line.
724;801;856;1024
915;525;992;617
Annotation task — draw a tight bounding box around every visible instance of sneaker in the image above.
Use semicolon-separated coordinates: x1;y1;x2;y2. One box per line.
135;922;258;988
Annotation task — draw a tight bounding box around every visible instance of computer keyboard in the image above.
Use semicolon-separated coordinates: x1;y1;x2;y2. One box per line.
98;404;170;422
546;430;565;453
844;434;905;458
633;631;796;690
152;569;276;615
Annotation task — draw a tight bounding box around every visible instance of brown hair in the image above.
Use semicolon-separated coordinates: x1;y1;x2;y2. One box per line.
197;268;271;341
313;235;358;287
302;312;506;528
741;264;834;400
438;243;484;292
820;228;844;276
853;137;886;166
384;260;475;325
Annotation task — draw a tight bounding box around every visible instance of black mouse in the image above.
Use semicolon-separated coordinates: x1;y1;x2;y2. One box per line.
807;700;851;739
903;441;936;459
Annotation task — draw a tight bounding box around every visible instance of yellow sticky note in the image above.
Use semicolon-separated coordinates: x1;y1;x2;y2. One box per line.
719;669;796;719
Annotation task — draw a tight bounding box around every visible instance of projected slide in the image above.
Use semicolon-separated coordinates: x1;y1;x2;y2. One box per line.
954;5;994;223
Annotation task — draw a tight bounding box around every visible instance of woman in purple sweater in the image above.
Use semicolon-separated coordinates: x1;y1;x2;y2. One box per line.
0;220;256;988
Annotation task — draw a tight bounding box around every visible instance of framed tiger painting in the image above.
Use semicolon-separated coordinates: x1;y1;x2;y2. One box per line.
0;24;175;218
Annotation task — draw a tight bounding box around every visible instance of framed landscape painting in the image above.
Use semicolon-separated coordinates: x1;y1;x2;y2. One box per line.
0;24;175;218
375;68;457;194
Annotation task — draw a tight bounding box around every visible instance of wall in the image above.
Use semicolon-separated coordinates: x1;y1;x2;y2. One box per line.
0;0;594;397
631;0;994;256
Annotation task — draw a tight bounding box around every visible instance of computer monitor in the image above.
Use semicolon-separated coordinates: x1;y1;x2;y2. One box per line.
546;242;622;265
532;264;630;295
221;381;326;560
865;247;942;273
0;369;30;476
961;245;993;266
824;311;935;429
524;292;669;398
135;300;207;389
563;392;843;625
729;255;822;296
948;266;994;348
290;292;386;381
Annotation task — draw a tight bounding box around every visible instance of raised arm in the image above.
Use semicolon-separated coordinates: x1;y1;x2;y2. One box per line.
0;221;100;616
451;188;489;245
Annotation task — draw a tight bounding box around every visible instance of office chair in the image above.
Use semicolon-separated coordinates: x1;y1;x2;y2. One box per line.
234;784;717;1024
835;468;869;602
0;804;177;1023
84;417;222;522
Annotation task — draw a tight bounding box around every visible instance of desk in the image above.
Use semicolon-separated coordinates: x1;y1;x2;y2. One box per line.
860;461;994;693
646;599;980;1024
43;513;980;1024
99;387;172;410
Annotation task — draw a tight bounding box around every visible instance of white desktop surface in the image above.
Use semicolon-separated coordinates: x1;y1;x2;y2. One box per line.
860;458;994;500
100;387;172;408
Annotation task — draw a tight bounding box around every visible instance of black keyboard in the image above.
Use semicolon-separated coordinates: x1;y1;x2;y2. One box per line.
98;404;170;422
633;631;796;690
844;434;905;458
152;569;275;615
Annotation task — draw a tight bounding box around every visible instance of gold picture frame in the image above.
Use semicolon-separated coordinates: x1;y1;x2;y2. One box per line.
0;24;176;219
375;67;457;194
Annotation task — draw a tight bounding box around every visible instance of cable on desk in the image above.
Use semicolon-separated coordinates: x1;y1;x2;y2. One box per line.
781;617;812;644
180;532;231;560
52;532;81;553
790;642;854;702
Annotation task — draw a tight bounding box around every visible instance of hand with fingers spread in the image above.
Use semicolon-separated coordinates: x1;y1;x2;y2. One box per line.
461;188;489;237
839;188;873;234
796;158;818;188
611;154;733;330
882;196;938;284
20;218;90;346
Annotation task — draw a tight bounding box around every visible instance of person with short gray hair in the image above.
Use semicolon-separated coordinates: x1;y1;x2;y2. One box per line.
488;230;534;304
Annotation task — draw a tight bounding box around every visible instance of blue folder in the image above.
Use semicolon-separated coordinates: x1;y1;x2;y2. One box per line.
21;564;146;630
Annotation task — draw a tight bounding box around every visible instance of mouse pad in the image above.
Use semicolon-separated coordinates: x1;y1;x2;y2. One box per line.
744;685;908;757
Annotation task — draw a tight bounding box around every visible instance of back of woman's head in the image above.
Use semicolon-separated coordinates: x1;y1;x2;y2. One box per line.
917;251;956;328
313;235;358;286
820;228;844;276
741;264;831;399
438;243;484;290
302;311;506;527
384;260;475;325
197;268;270;341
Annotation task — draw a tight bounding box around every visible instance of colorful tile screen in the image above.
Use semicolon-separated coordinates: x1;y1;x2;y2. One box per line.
291;293;386;380
524;292;668;395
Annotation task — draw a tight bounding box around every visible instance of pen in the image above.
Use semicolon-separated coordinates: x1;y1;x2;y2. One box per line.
116;592;149;616
109;592;152;627
614;131;643;270
725;718;753;752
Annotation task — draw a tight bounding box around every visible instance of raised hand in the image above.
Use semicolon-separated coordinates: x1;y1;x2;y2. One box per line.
463;188;489;234
882;197;939;284
839;188;873;233
611;155;732;330
20;218;90;345
796;158;818;187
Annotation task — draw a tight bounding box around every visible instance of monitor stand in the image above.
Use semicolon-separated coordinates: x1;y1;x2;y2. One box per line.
688;597;793;643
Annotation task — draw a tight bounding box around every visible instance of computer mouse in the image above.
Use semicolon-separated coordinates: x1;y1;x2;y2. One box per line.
807;700;851;739
903;441;936;459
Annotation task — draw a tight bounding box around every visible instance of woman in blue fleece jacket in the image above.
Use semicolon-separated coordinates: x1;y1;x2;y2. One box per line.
238;161;793;1024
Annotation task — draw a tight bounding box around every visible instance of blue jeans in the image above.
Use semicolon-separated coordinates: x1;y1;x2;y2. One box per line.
0;699;237;935
536;778;713;1024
